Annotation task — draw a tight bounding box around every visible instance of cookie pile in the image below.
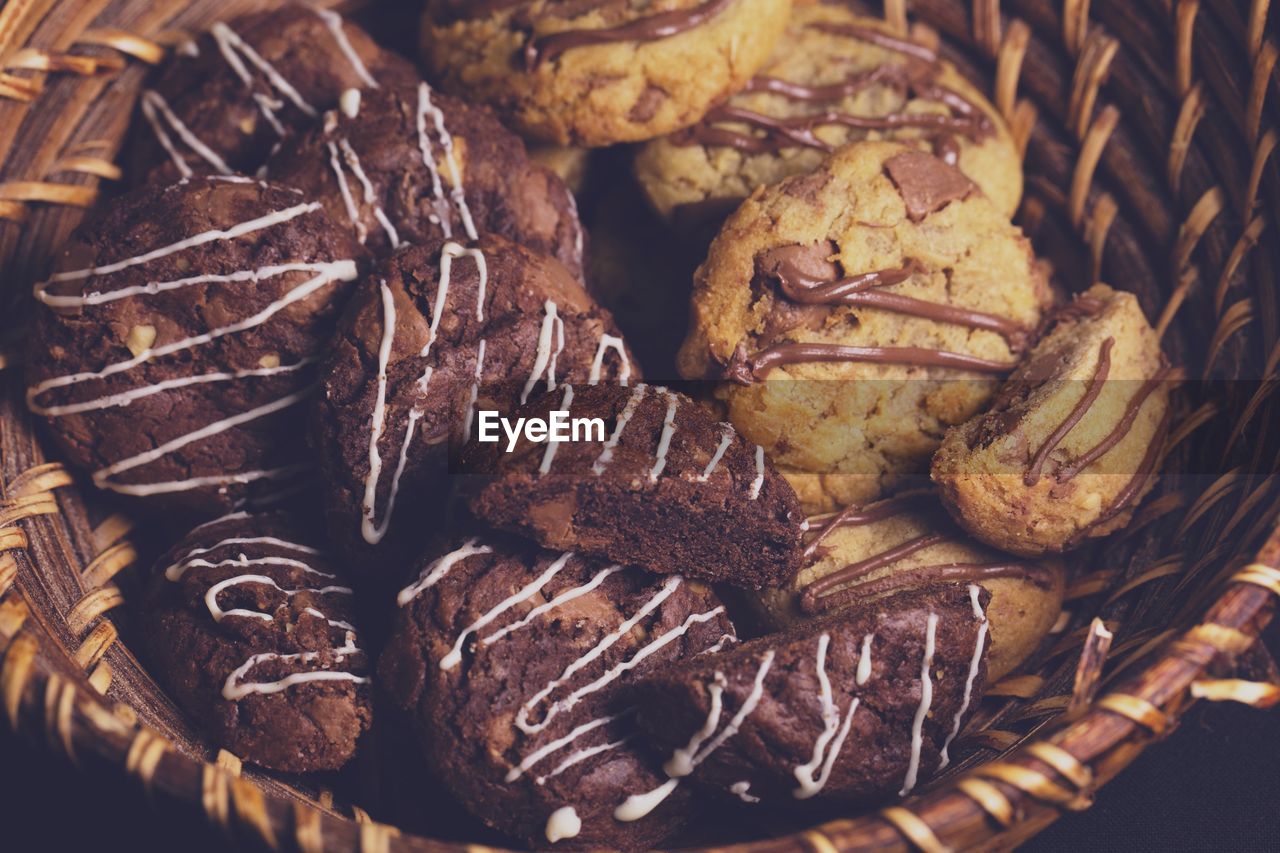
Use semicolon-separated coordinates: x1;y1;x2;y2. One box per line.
23;2;1174;849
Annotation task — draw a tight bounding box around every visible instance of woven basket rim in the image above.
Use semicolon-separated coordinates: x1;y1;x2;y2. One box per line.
1;0;1279;850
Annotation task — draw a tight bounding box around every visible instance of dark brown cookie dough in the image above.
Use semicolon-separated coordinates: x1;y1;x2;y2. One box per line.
380;535;737;848
312;235;634;571
267;83;586;276
633;584;990;807
932;284;1172;555
133;4;416;185
461;383;805;589
143;511;373;772
26;176;363;515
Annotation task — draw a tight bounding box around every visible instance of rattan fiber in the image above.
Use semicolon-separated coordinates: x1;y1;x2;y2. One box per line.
1;0;1279;850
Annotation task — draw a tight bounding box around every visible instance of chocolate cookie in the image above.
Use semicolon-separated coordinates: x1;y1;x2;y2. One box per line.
632;584;990;808
461;383;805;589
636;5;1022;225
380;535;737;848
313;235;634;570
757;489;1063;679
678;141;1051;514
932;285;1172;555
26;176;362;514
143;511;373;772
267;83;586;277
419;0;793;146
134;4;416;185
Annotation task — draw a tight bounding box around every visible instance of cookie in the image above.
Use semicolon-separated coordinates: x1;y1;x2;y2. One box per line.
677;141;1051;514
461;383;805;589
932;285;1172;555
380;535;737;848
531;144;592;194
636;5;1022;226
633;584;990;808
134;4;416;185
418;0;794;146
143;511;373;772
26;176;362;514
312;235;634;570
267;83;586;277
756;489;1063;679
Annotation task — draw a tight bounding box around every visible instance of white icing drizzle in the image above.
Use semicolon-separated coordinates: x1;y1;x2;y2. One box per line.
588;333;631;386
663;673;726;778
164;536;326;581
730;781;760;804
516;576;682;736
900;612;939;797
521;300;565;404
339;88;362;119
139;90;232;178
695;425;735;483
360;280;400;545
210;22;317;118
397;538;492;606
177;39;199;57
204;573;353;622
506;713;620;782
648;389;679;483
440;552;576;671
482;565;622;647
329;137;401;248
544;806;581;844
793;633;859;799
565;189;585;272
539;385;575;476
314;8;380;88
618;650;775;822
857;633;874;686
462;338;487;440
415;82;478;240
591;384;647;475
700;632;738;655
537;735;633;786
326;139;366;242
940;585;988;768
749;445;766;500
222;631;368;700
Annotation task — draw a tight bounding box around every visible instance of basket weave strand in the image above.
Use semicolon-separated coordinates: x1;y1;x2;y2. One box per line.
1;0;1279;850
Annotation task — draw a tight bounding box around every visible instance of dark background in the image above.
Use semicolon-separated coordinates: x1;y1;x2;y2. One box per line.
1;674;1276;851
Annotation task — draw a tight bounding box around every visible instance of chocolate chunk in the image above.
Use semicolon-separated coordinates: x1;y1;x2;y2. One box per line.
884;150;977;221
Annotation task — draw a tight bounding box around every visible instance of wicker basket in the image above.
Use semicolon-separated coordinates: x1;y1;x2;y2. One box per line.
1;0;1279;849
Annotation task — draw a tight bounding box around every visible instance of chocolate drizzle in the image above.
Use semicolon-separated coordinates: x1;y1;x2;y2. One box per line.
1024;338;1115;485
674;20;993;154
1057;365;1172;482
725;342;1017;383
765;251;1031;349
1064;412;1170;548
523;0;735;70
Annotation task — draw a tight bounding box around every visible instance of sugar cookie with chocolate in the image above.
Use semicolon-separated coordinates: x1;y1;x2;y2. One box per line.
461;383;805;589
419;0;793;146
633;584;989;808
932;285;1171;555
134;4;415;185
143;511;373;772
380;535;737;848
678;141;1051;514
312;235;634;570
26;176;362;514
758;490;1064;679
636;5;1022;225
267;83;586;276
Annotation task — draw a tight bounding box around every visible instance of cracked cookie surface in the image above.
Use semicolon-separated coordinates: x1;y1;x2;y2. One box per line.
636;4;1022;224
418;0;793;146
678;141;1051;514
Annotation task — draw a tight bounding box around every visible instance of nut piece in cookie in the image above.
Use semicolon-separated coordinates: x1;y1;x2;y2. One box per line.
757;489;1063;680
26;177;362;514
380;535;737;848
419;0;794;146
636;4;1023;226
678;141;1051;515
143;511;373;772
461;383;805;589
267;83;586;276
932;284;1172;555
313;235;634;570
133;4;416;185
633;584;990;807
